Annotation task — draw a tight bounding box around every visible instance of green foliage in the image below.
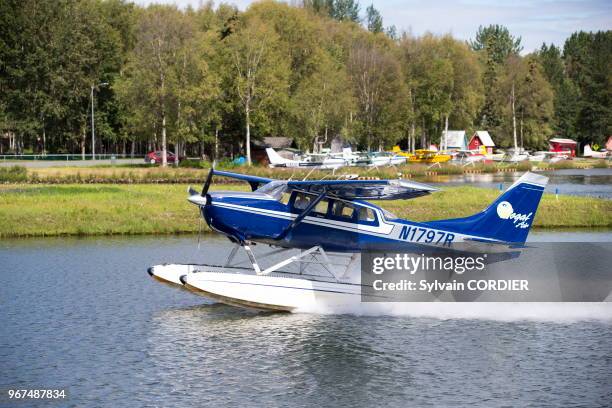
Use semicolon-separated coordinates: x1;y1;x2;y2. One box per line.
399;34;482;148
563;31;612;144
0;166;27;182
495;55;554;149
0;0;129;154
0;1;610;161
223;13;290;164
538;43;565;88
292;50;356;151
329;0;360;22
365;4;383;34
471;24;524;135
470;24;523;64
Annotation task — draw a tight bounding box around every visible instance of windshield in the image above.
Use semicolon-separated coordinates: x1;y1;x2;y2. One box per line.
381;208;397;220
255;181;288;200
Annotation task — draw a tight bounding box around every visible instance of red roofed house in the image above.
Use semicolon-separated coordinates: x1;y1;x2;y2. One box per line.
549;138;577;157
468;131;495;155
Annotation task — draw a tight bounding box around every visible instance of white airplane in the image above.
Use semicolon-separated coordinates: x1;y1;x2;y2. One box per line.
528;152;547;162
583;144;608;159
506;153;530;162
267;147;406;169
367;152;407;167
266;148;345;169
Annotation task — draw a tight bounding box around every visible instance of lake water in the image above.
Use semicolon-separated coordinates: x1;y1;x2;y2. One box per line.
424;168;612;199
1;234;611;407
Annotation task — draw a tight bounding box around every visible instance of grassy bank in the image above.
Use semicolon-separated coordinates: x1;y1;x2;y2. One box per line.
0;184;610;238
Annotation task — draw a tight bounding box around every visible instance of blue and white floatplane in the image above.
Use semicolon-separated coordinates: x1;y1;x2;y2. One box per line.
149;170;548;311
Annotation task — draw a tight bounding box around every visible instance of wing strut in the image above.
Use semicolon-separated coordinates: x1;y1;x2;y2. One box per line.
274;190;327;240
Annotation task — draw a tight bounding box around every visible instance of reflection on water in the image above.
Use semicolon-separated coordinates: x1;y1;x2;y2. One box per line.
1;235;611;407
424;168;612;199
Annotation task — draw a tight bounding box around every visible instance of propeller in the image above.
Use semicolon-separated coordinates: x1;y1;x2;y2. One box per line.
187;168;214;206
202;168;214;196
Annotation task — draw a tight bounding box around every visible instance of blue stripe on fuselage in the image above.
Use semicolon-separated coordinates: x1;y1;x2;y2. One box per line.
203;194;481;252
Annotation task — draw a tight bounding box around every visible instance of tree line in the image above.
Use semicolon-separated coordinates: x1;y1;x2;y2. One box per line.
1;0;610;164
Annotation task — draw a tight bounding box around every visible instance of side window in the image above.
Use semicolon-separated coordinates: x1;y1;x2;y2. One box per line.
331;201;355;220
358;207;376;223
291;193;329;217
313;199;329;216
293;193;311;211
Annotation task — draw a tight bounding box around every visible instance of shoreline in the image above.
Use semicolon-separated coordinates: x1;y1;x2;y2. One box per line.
1;227;611;240
1;183;610;238
0;160;609;184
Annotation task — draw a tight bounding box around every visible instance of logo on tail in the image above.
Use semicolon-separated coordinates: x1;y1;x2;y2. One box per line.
496;201;532;229
496;201;513;219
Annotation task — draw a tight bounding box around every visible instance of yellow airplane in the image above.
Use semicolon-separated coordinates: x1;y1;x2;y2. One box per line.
391;146;452;163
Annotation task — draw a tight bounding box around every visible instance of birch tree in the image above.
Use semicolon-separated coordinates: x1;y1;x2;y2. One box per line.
225;17;289;165
129;5;191;166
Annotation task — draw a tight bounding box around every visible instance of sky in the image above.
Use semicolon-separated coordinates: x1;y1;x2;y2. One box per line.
137;0;612;52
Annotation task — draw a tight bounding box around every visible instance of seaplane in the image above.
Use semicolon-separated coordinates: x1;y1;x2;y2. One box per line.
266;148;346;169
266;147;407;169
148;169;548;312
583;144;608;159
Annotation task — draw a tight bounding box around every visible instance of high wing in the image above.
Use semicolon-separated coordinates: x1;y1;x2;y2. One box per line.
213;170;273;191
212;170;438;200
283;179;438;200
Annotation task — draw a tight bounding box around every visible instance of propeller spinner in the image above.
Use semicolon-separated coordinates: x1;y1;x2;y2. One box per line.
187;168;213;206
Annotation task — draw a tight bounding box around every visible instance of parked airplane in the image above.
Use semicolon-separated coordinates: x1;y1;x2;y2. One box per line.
266;147;406;169
266;147;345;169
583;144;608;159
149;169;548;311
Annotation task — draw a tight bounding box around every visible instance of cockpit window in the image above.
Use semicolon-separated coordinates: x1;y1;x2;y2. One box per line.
381;208;397;220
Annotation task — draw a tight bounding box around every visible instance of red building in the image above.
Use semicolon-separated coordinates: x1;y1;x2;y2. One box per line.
549;138;577;157
468;131;495;155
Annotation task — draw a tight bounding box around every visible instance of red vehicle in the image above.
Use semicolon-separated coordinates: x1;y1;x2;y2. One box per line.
145;151;181;164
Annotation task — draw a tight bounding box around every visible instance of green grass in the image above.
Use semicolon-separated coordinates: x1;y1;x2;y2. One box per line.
377;186;611;228
0;183;610;238
0;184;232;237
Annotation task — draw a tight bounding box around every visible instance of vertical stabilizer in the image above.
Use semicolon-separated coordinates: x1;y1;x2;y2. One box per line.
428;172;549;243
266;148;290;166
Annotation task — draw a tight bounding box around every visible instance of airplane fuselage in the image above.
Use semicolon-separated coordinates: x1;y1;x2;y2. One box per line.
203;190;495;253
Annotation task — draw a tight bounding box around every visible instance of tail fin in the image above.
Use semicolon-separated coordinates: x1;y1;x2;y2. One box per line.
583;144;593;156
266;148;289;165
429;172;548;243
